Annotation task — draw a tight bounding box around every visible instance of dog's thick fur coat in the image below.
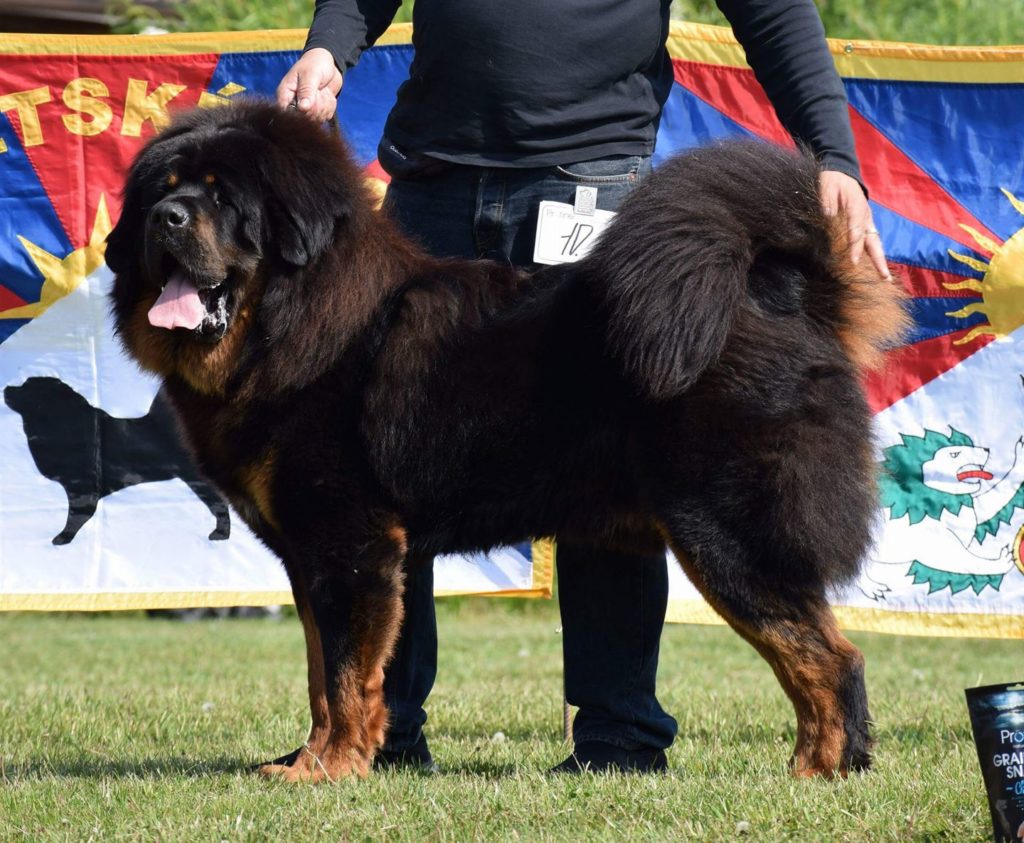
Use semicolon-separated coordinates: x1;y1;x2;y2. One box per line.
108;102;907;781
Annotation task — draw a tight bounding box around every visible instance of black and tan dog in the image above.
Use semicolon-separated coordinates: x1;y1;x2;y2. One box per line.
107;101;907;782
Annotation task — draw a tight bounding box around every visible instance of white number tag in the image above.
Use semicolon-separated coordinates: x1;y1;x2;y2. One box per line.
533;201;616;266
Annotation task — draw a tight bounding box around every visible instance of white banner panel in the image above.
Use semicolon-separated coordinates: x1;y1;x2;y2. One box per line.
667;331;1024;639
0;266;552;610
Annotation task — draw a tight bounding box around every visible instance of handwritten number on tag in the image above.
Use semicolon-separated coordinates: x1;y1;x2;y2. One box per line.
560;223;594;257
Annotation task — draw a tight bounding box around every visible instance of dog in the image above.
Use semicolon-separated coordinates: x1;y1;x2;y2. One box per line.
106;100;907;782
4;376;230;544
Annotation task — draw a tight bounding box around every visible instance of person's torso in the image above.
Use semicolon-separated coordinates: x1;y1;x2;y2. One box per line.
385;0;674;166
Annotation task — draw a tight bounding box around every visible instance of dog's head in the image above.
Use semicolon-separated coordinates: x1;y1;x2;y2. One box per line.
107;100;361;389
3;382;29;415
4;377;76;418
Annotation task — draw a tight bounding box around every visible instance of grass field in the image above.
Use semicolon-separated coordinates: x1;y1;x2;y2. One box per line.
0;601;1016;841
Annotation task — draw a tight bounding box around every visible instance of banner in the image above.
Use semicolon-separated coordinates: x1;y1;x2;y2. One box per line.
662;24;1024;638
0;24;1022;635
0;27;553;609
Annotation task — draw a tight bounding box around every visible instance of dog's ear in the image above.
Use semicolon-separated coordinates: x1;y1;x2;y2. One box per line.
259;154;353;268
105;177;144;275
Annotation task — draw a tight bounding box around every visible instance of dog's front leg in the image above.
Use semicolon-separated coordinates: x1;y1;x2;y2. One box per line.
256;570;333;776
261;520;407;783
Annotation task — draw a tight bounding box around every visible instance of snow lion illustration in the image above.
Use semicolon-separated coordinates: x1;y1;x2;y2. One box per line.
859;427;1024;599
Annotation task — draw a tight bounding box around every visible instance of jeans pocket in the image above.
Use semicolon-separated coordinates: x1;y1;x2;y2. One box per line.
554;155;647;184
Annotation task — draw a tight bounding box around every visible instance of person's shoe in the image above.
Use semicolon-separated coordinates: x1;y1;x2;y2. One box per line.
373;735;439;773
549;740;669;775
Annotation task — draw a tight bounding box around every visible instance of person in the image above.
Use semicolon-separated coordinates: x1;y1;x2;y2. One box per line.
276;0;890;775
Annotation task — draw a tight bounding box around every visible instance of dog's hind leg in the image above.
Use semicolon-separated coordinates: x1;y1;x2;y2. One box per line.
661;522;871;778
649;365;877;776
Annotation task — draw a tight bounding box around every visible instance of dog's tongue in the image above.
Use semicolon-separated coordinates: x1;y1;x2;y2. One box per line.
148;270;204;330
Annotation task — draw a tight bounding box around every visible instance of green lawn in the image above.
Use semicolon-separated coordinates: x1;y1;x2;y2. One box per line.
0;601;1015;840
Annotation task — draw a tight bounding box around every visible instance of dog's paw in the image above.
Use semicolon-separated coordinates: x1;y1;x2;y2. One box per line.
251;746;302;771
255;745;369;783
257;761;324;783
791;765;843;780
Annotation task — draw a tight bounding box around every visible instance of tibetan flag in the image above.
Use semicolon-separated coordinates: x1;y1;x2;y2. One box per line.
661;23;1024;639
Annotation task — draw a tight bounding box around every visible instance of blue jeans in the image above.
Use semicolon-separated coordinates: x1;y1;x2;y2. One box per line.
381;151;678;754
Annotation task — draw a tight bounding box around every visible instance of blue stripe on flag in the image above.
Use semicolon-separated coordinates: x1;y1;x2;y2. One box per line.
0;113;74;306
905;295;986;344
654;83;754;166
871;203;988;277
845;79;1024;242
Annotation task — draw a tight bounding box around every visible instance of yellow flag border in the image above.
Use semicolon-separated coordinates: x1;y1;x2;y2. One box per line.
0;21;1021;84
667;599;1024;640
0;538;554;610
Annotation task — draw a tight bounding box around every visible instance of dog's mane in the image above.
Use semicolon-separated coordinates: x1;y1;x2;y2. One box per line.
210;104;532;401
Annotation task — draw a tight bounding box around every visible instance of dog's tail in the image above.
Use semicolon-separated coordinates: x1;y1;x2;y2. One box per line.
580;141;909;400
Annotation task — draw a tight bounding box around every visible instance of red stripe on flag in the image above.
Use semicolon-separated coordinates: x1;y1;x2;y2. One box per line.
864;330;994;413
0;285;28;311
672;60;793;148
364;159;391;183
891;262;983;299
4;53;220;249
848;108;1000;253
672;60;1001;256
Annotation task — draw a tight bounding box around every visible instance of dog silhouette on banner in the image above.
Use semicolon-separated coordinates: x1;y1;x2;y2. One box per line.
5;376;230;545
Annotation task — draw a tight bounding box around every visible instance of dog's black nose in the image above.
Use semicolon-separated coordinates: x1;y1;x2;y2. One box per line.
152;199;191;231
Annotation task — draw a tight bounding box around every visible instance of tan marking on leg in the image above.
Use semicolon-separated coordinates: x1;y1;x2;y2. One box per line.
363;665;388;754
751;614;856;778
664;534;863;778
239;449;280;531
269;530;406;783
257;581;333;780
260;665;367;783
300;600;331;754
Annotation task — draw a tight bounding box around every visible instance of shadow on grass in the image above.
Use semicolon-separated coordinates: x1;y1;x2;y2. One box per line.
875;723;973;743
4;755;254;780
6;754;530;782
433;760;522;778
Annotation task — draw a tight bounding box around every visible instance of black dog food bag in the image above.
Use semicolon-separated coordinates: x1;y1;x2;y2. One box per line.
966;682;1024;842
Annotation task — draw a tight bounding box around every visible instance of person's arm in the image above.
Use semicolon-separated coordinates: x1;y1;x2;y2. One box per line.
276;0;402;121
303;0;404;77
716;0;889;277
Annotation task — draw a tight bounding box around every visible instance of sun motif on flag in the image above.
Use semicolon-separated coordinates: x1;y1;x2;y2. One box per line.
0;196;112;322
945;189;1024;345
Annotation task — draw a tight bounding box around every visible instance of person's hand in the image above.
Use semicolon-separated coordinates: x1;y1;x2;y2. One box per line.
819;169;891;280
276;47;343;122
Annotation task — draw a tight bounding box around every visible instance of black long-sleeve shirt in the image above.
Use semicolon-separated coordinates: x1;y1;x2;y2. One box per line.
304;0;861;182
